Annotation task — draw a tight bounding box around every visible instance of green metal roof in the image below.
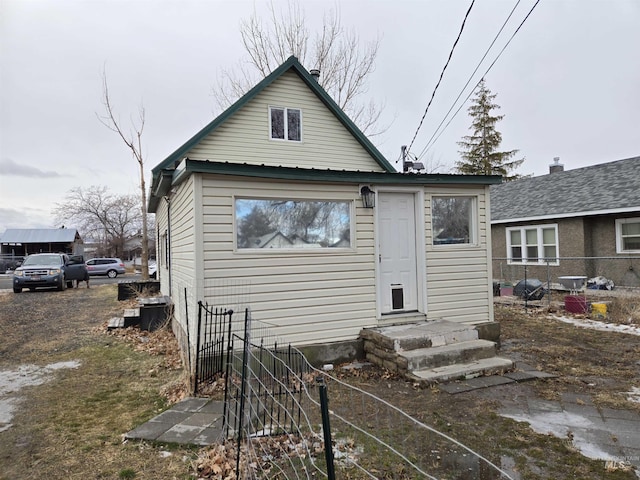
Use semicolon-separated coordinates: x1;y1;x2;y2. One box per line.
174;159;502;186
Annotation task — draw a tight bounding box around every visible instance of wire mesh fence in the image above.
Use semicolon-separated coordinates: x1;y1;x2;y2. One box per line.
494;256;640;291
220;312;516;480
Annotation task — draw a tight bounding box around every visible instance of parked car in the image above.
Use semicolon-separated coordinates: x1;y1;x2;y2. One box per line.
85;258;126;278
13;253;88;293
148;260;157;279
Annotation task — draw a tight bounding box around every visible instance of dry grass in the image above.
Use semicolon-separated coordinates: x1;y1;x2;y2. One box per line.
0;286;194;480
1;287;639;479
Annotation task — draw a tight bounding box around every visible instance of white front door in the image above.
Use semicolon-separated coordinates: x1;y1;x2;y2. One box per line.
378;192;419;314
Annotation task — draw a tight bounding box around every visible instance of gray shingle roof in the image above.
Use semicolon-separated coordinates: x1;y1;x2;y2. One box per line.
490;156;640;223
0;228;81;243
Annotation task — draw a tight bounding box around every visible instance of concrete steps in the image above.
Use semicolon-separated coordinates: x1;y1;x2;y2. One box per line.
408;357;515;384
400;339;497;371
360;320;513;385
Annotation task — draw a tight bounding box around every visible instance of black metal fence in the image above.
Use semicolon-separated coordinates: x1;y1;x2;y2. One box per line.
493;256;640;292
194;302;235;394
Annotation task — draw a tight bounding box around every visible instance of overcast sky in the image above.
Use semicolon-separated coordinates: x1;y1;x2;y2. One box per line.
1;0;638;232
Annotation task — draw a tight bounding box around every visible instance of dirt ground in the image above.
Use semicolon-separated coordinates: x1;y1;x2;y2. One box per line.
0;285;639;479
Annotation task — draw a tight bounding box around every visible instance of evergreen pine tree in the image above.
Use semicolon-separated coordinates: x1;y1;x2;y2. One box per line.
456;79;524;181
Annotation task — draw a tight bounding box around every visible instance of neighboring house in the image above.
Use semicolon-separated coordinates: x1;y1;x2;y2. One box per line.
0;228;84;257
491;156;640;287
148;56;501;356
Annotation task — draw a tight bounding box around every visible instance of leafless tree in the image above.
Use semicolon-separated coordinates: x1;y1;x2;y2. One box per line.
213;0;385;136
53;186;143;259
97;70;150;278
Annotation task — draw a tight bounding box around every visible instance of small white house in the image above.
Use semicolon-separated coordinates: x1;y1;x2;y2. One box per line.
148;56;500;357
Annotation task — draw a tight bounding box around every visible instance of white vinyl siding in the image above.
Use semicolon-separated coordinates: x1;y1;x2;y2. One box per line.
425;186;493;325
200;175;376;345
186;71;385;172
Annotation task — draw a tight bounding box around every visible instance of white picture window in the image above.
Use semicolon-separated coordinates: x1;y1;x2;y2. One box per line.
432;196;476;245
270;107;301;142
616;217;640;253
506;224;558;265
235;198;351;250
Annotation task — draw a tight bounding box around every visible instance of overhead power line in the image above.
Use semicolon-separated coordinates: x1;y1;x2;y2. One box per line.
417;0;542;160
416;0;522;161
405;0;476;156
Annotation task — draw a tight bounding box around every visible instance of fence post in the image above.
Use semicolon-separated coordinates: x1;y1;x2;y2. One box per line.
235;308;252;477
184;288;191;376
194;301;203;395
317;377;336;480
546;260;551;309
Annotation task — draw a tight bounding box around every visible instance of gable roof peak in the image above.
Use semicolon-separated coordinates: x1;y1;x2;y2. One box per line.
149;55;395;207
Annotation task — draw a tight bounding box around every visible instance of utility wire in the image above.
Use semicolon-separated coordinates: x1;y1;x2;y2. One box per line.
418;0;542;159
405;0;476;155
417;0;522;161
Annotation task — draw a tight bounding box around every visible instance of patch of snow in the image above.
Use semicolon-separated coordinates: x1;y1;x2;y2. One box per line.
550;315;640;336
0;361;81;433
501;410;617;462
627;387;640;404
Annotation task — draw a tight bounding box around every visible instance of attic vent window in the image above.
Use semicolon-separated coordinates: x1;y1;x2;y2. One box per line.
270;107;301;142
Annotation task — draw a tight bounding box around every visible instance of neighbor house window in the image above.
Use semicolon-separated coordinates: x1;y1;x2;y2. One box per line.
616;217;640;253
432;196;476;245
506;224;558;264
270;107;301;141
235;198;351;249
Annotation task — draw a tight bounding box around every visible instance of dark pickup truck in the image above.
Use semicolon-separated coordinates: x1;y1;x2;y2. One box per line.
12;253;89;293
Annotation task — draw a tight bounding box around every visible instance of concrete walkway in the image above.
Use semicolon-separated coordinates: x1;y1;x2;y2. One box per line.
124;397;225;446
500;392;640;470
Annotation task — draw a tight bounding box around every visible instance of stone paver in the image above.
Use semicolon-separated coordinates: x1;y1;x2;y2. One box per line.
125;397;224;446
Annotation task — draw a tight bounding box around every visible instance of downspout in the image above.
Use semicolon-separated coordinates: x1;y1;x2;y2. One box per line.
164;192;174;297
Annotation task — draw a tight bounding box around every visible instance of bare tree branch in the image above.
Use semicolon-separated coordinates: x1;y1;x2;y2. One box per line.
97;70;150;278
213;0;386;136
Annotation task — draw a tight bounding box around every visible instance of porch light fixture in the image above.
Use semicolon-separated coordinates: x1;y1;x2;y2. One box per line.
360;185;375;208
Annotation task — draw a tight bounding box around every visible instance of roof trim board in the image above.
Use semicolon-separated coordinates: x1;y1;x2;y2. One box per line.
173;158;502;186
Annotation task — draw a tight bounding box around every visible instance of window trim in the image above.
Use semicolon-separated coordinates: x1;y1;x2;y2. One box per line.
269;106;302;142
506;224;559;265
233;196;355;253
615;217;640;254
430;195;478;248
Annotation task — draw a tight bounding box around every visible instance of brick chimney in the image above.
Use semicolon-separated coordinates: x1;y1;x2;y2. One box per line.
549;157;564;174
